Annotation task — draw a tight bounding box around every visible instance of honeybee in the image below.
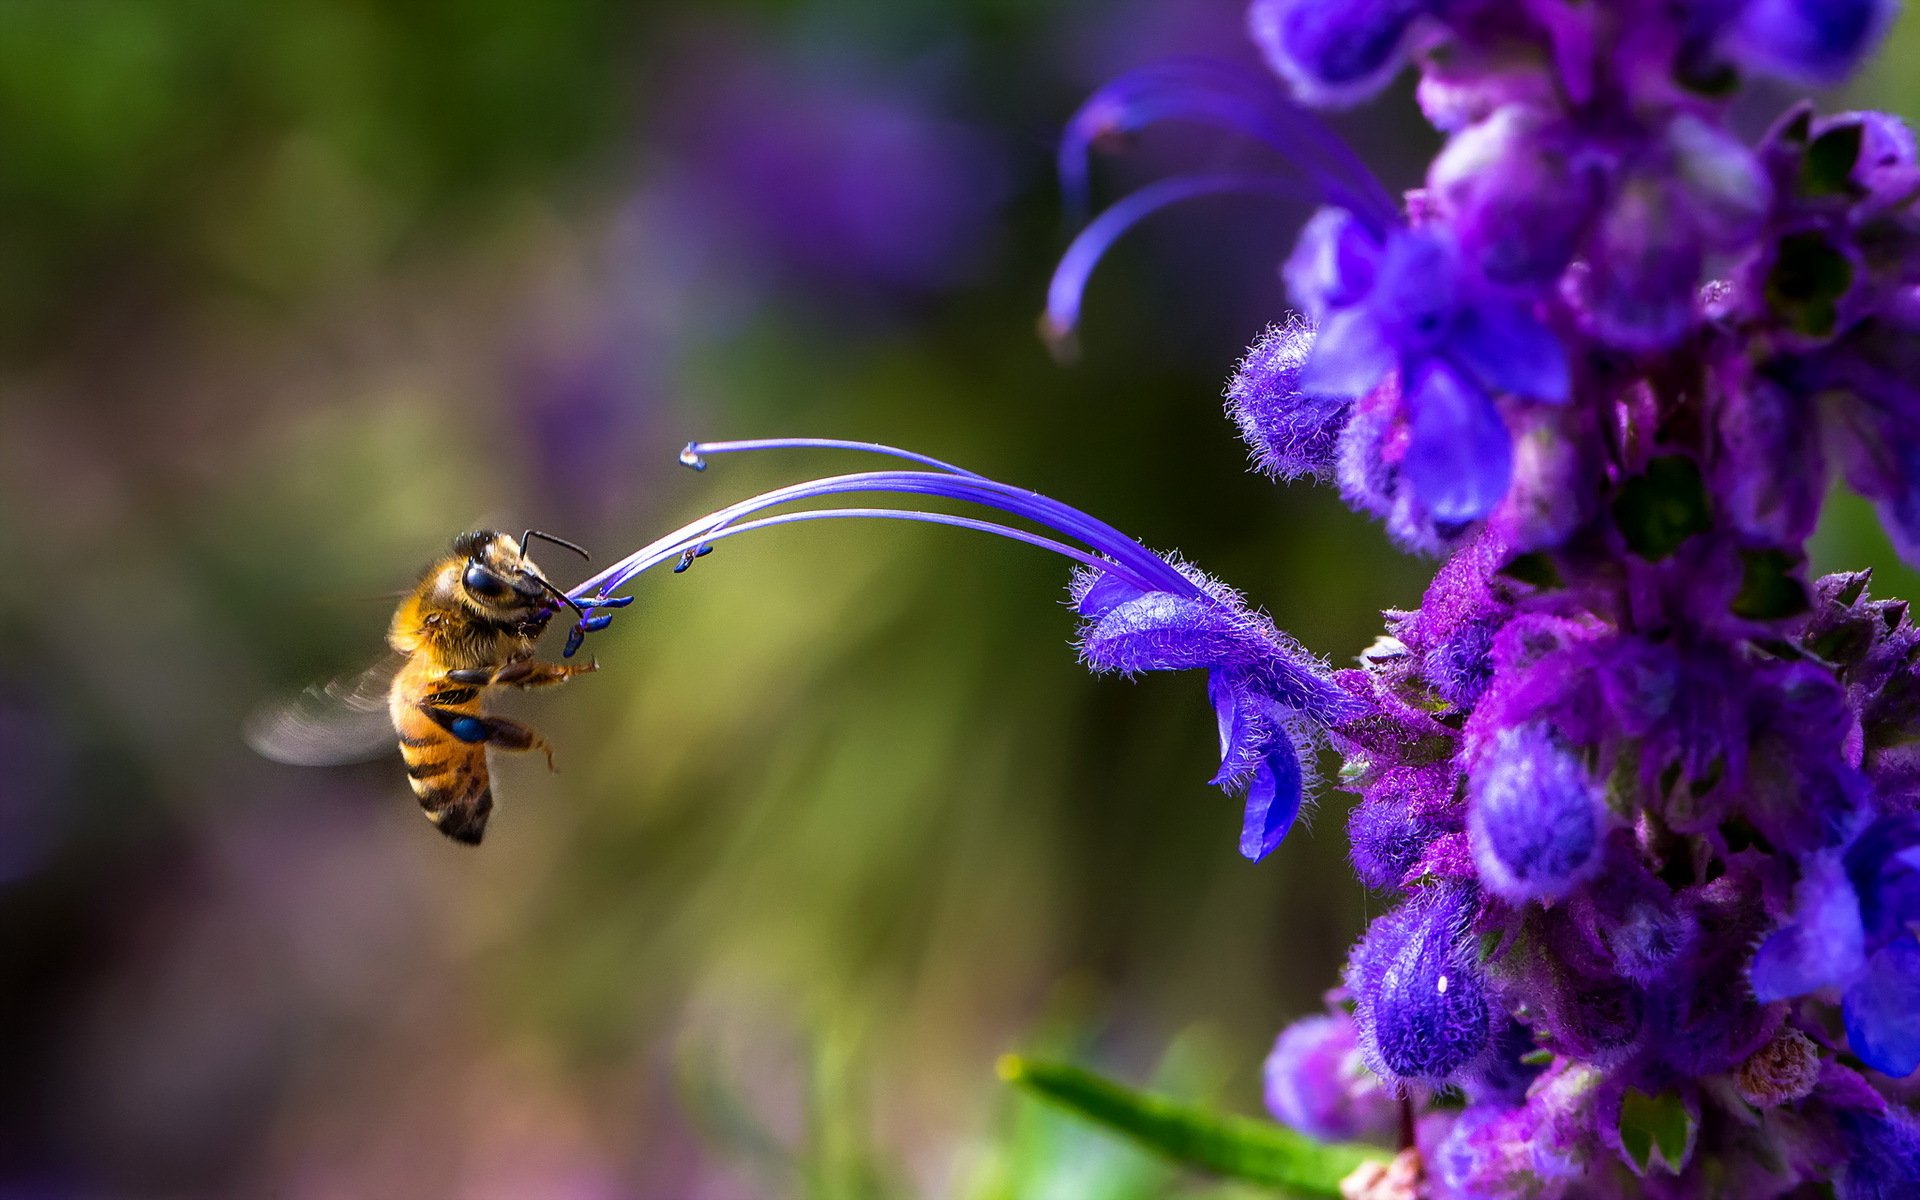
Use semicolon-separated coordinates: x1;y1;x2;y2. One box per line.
247;530;601;844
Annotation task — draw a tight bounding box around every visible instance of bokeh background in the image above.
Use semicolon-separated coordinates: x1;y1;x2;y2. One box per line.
2;2;1916;1196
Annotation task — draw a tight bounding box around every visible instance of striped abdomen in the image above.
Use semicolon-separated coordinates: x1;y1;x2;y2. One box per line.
391;661;494;845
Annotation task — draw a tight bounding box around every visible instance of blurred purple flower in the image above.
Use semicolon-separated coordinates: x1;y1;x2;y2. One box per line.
657;37;1008;296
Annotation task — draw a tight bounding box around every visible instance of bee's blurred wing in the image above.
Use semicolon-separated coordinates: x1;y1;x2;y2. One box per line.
245;656;403;766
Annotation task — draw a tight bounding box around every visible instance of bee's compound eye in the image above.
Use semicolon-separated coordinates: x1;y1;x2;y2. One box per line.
463;562;509;598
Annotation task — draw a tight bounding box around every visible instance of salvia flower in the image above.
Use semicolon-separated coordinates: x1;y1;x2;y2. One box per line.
565;439;1353;862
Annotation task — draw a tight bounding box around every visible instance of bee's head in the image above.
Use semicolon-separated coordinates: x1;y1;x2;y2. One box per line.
451;529;590;618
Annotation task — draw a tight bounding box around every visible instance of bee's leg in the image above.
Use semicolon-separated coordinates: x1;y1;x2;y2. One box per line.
421;707;558;771
446;660;596;690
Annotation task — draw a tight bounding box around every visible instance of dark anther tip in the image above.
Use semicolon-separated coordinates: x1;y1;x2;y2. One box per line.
678;444;708;471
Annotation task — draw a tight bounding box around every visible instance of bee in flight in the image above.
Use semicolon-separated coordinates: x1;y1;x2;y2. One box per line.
247;530;603;844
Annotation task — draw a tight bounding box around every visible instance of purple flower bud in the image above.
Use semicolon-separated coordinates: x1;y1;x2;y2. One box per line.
1573;173;1703;351
1262;1008;1399;1141
1227;316;1352;482
1713;373;1826;545
1729;0;1898;87
1468;723;1604;903
1349;784;1455;889
1348;883;1493;1085
1428;106;1603;287
1248;0;1430;109
1424;617;1496;709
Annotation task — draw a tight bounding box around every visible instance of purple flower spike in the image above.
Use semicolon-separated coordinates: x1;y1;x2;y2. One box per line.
1263;1007;1399;1141
1468;723;1603;904
1348;883;1493;1085
1729;0;1899;87
1248;0;1430;109
1226;316;1351;482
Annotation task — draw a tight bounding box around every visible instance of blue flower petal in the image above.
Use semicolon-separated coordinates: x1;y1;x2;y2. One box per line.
1403;366;1513;524
1751;851;1868;1001
1240;732;1305;862
1249;0;1428;108
1844;940;1920;1077
1450;301;1572;404
1300;307;1394;398
1209;668;1261;787
1284;207;1380;319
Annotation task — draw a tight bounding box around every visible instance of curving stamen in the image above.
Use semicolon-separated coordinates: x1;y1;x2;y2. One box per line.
640;507;1142;582
1060;59;1398;233
1044;172;1311;356
570;468;1196;603
679;438;986;478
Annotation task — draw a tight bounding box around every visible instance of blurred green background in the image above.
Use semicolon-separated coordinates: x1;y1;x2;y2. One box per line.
1;1;1916;1196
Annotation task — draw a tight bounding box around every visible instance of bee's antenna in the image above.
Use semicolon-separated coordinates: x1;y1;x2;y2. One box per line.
521;529;591;562
524;572;589;619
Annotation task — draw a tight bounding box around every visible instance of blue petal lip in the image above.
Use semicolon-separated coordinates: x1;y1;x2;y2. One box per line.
1240;734;1305;862
1402;365;1514;525
1450;301;1573;404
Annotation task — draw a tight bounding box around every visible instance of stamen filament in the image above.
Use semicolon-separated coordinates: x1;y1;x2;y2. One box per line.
679;438;985;478
621;507;1148;585
566;451;1202;608
1059;59;1397;232
1044;172;1310;351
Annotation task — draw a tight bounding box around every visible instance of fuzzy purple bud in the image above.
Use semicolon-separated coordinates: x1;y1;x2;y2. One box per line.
1227;316;1352;482
1263;1008;1399;1142
1348;883;1492;1085
1428;106;1602;288
1469;723;1604;903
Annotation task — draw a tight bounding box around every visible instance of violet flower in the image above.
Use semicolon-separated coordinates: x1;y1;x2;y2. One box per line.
564;439;1353;863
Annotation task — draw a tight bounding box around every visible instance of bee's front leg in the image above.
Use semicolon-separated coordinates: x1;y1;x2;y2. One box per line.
446;660;596;690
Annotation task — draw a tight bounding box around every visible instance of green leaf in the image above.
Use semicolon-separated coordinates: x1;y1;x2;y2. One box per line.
1766;232;1854;338
1612;456;1712;560
1499;551;1563;590
998;1056;1386;1195
1732;550;1811;620
1801;122;1864;198
1618;1088;1695;1175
